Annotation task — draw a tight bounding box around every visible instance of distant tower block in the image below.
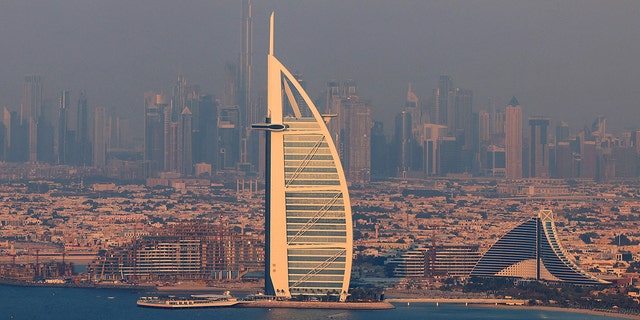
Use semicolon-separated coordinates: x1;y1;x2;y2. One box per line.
505;97;522;179
529;117;550;178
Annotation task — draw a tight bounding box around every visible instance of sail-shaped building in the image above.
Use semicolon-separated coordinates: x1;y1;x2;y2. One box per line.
253;13;353;302
470;210;607;285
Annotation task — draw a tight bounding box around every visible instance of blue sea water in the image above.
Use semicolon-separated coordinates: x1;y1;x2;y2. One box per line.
0;285;630;320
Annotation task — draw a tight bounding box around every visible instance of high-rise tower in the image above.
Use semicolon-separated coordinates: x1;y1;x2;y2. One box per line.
454;88;473;150
93;107;106;169
324;81;372;184
179;107;193;176
21;75;43;126
22;75;43;162
252;13;352;302
58;91;69;164
339;97;372;184
1;108;10;160
76;91;91;166
240;0;252;128
505;97;522;179
239;0;255;170
529;117;550;178
395;110;414;176
432;75;453;126
478;109;490;145
144;92;167;174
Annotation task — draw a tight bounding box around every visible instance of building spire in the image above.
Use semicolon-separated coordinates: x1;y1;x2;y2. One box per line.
269;12;274;56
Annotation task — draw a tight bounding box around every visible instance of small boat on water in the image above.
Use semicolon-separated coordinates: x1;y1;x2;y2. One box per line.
137;292;239;308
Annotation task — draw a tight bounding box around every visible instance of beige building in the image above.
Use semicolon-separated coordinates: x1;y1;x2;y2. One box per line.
505;97;522;179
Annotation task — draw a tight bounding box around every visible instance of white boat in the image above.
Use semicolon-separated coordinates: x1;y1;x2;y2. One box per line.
137;293;239;308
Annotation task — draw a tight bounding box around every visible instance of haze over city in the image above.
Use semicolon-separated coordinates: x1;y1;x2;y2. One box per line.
1;0;639;136
4;1;640;318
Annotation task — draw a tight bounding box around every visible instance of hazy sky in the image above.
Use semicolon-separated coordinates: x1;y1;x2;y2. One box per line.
1;0;639;136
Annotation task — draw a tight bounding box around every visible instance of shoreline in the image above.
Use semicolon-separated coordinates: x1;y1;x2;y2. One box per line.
239;300;395;310
386;297;640;319
387;298;526;305
0;278;154;291
2;281;638;317
482;304;640;320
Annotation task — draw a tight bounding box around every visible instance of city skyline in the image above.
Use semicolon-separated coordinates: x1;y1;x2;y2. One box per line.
2;2;640;313
0;1;638;136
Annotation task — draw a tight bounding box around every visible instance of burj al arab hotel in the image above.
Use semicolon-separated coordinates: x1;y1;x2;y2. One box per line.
252;13;353;302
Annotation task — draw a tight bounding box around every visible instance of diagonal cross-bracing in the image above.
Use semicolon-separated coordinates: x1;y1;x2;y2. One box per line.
287;192;342;244
285;136;325;187
290;248;346;288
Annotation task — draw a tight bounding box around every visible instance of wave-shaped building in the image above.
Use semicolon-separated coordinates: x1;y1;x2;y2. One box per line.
470;210;606;285
252;13;353;302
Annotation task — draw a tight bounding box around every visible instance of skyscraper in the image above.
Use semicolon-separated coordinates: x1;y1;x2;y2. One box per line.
454;88;473;149
339;97;372;184
370;121;389;178
324;81;372;184
420;123;447;176
179;107;193;176
93;107;106;169
57;91;69;164
144;92;167;174
394;110;414;176
324;80;341;144
76;91;91;166
193;94;218;170
556;121;570;142
435;75;453;126
478;109;490;145
555;141;576;178
164;105;178;173
21;75;43;126
1;108;11;160
36;102;54;164
252;13;352;302
505;97;522;179
529;117;550;178
217;106;240;170
239;0;256;171
22;75;43;162
406;83;422;131
240;0;253;129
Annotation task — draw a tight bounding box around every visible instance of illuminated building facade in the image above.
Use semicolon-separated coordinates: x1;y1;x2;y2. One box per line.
253;13;352;301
